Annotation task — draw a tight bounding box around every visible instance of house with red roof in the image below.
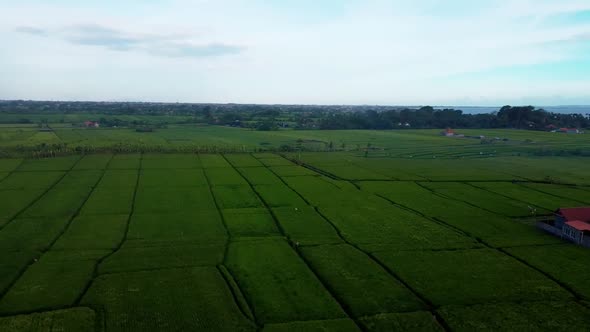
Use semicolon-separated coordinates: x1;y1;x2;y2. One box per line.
554;207;590;246
555;128;581;134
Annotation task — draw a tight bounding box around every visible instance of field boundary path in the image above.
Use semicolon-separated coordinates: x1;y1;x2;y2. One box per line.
224;154;367;331
202;161;258;327
270;152;589;313
253;153;453;331
74;153;139;308
0;154;109;313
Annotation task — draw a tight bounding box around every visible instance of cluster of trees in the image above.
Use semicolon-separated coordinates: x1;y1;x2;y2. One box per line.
1;101;588;130
319;106;589;130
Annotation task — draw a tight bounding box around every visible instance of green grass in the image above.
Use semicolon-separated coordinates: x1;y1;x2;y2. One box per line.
309;165;391;180
139;169;208;188
79;186;134;215
0;217;71;251
20;187;91;218
0;307;96;332
141;153;201;168
125;211;227;246
99;243;224;274
238;167;284;185
53;170;102;188
206;168;248;186
81;267;256;332
282;176;376;208
374;248;572;306
0;171;64;190
225;154;264;167
254;185;308;207
1;148;590;328
0;251;37;295
0;189;45;224
52;214;128;250
222;208;280;237
439;301;590;332
226;238;346;324
212;185;264;209
269;165;316;177
0;252;98;314
17;156;80;171
107;154;141;169
272;206;343;245
420;182;535;217
254;155;294;166
506;244;590;299
301;244;425;317
262;319;360;332
73;154;112;170
320;204;478;251
98;169;138;188
134;187;217;213
520;183;590;204
0;159;22;172
473;182;582;211
359;181;563;247
358;312;444;332
199;154;232;168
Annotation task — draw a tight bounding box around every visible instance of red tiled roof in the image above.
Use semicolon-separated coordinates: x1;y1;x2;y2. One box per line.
557;207;590;222
565;220;590;232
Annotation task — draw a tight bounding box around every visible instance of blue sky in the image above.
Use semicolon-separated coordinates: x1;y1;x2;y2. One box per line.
1;0;589;106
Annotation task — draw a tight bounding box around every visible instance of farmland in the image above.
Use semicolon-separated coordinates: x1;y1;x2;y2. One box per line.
1;128;590;331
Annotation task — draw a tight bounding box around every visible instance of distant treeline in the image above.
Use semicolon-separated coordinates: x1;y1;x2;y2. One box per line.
319;106;589;130
0;100;588;130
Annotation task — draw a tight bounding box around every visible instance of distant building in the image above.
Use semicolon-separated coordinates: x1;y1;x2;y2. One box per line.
441;128;455;137
538;207;590;247
555;128;581;134
84;121;100;128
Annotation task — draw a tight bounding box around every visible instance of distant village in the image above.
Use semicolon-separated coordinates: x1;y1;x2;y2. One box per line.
441;126;584;139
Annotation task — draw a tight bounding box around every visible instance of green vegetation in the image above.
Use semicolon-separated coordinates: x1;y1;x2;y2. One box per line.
358;312;444;332
0;171;64;190
272;206;342;245
472;182;582;211
98;244;224;274
212;186;264;209
134;187;216;213
439;302;590;331
1;123;589;331
300;244;425;317
506;244;590;299
125;211;227;246
374;249;572;306
225;239;346;324
359;181;563;247
222;208;279;237
0;307;95;332
262;319;360;332
81;267;256;332
0;218;74;251
53;214;128;250
0;252;98;314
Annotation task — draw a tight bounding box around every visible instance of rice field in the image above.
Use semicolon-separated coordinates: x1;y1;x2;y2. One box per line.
1;146;590;331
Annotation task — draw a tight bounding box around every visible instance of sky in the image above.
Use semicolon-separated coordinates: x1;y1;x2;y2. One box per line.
1;0;590;106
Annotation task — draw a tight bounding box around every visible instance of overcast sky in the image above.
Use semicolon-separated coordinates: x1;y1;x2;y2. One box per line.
1;0;589;105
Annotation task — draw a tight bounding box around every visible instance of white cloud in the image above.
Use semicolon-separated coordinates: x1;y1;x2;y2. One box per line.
1;0;589;104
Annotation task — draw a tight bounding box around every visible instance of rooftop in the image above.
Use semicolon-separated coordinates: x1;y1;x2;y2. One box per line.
565;220;590;232
557;207;590;223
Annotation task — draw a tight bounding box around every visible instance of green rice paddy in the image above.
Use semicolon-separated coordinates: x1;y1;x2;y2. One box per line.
1;128;590;331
